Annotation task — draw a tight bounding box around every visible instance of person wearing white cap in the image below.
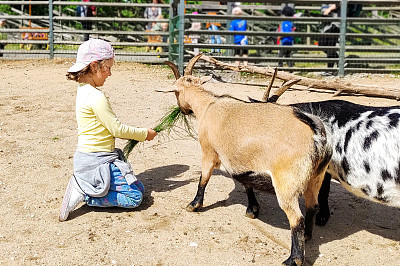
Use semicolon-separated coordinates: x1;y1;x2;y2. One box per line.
59;39;157;221
229;7;248;66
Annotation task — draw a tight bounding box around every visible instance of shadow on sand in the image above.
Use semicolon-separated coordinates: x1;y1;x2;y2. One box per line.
71;166;399;264
70;164;191;220
184;170;400;265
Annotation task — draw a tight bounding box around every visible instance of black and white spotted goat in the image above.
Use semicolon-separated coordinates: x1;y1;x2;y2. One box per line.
249;96;400;225
294;100;400;225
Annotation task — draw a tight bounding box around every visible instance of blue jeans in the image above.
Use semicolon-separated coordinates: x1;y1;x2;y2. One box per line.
208;24;221;52
85;163;144;208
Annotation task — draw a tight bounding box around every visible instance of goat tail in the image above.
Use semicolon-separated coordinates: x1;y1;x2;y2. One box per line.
293;107;333;175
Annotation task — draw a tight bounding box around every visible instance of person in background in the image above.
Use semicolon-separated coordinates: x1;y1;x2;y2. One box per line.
150;15;168;52
206;14;221;53
279;3;295;15
277;6;295;68
189;11;201;55
202;1;221;54
318;3;340;73
77;0;97;41
160;22;169;43
229;7;248;66
0;19;6;57
319;3;362;75
144;0;163;30
59;39;157;221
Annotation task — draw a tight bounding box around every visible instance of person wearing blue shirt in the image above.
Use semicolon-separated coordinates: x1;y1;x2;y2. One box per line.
277;6;295;68
229;7;248;66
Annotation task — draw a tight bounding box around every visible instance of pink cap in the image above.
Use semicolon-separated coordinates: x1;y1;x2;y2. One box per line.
68;39;114;73
192;11;198;14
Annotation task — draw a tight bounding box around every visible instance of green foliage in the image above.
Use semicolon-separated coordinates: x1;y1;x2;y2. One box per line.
123;105;196;160
0;4;13;14
121;9;136;18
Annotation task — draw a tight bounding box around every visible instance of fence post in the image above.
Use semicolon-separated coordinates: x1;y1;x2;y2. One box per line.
338;0;348;77
226;2;234;57
168;0;174;61
177;0;185;74
48;0;54;59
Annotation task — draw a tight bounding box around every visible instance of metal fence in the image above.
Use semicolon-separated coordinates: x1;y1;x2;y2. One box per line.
180;0;400;76
0;0;400;76
0;0;171;63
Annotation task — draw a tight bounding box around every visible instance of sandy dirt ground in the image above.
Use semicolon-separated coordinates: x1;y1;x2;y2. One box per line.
0;59;399;265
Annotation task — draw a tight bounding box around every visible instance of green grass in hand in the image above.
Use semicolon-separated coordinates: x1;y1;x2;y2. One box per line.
123;106;195;160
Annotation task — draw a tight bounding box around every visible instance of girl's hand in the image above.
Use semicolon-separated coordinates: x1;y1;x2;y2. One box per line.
145;128;157;141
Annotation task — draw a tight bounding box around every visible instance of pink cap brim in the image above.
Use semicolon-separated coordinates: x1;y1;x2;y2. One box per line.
68;62;89;73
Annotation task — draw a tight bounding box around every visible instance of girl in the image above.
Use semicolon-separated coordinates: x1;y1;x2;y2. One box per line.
59;39;157;221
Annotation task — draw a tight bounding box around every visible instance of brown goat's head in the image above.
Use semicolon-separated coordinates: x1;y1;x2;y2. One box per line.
165;54;212;115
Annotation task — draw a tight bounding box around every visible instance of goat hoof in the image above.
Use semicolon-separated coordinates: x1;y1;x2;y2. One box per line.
186;202;201;212
245;208;259;219
315;210;330;226
282;256;303;266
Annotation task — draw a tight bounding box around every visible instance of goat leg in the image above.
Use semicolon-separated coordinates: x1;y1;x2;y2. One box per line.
245;187;260;219
278;193;305;265
186;174;206;212
283;217;305;266
186;153;217;212
303;170;326;242
316;173;332;226
304;206;319;242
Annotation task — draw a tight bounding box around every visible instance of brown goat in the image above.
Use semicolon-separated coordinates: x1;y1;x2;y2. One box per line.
165;55;332;265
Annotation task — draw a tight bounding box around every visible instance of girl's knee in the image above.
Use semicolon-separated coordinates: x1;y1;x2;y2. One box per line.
134;180;145;194
119;190;143;208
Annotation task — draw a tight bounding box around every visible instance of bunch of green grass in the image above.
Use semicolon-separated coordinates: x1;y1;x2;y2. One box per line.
123;106;196;160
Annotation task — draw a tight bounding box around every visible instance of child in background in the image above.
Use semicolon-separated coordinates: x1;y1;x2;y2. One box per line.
144;0;162;30
150;15;168;52
161;22;169;43
206;13;221;54
76;0;97;41
277;6;295;68
229;7;248;66
189;11;201;55
319;3;340;72
60;39;157;221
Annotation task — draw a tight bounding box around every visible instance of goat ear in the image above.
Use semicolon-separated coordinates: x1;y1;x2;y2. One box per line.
200;75;212;84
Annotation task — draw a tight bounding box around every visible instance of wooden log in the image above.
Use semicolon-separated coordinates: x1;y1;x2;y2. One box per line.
194;53;400;100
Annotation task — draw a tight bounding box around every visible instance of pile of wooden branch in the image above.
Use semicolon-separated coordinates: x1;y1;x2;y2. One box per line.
192;53;400;100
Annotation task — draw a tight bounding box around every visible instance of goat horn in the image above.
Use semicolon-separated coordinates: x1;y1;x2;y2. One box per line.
184;53;203;76
268;79;301;103
164;61;181;80
262;67;278;102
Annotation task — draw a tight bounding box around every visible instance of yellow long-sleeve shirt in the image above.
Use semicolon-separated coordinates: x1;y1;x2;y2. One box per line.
76;84;148;152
